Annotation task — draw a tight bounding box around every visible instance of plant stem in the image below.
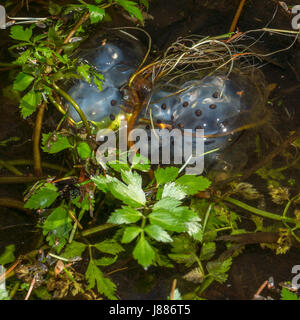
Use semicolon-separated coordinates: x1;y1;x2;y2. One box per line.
225;197;296;224
33;101;46;176
0;176;44;184
80;223;116;237
52;82;91;136
0;159;23;176
0;197;31;213
5;159;69;172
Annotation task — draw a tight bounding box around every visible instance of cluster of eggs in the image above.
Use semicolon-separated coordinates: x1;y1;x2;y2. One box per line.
66;31;255;168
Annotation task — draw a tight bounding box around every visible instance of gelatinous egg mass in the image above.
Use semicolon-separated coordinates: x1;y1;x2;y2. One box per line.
67;31;146;123
142;75;251;163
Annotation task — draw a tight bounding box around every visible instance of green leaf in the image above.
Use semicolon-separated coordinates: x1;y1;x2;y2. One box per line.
92;174;146;208
86;260;117;299
175;175;211;195
77;64;91;83
132;233;155;268
149;206;200;233
87;5;105;24
42;132;73;154
77;142;91;160
139;0;149;10
49;1;62;15
121;226;142;243
0;245;15;265
94;239;124;255
117;0;144;22
13;72;34;92
206;258;232;283
168;253;196;267
93;73;105;91
154;167;179;185
130;154;150;172
121;169;142;187
14;49;31;65
61;241;87;259
19;89;41;119
94;256;118;266
144;225;173;243
10;25;34;42
153;197;181;210
161;182;186;200
281;287;300;300
199;242;216;261
24;183;59;209
91;175;110;192
0;288;10;300
42;207;73;238
108;206;143;224
107;160;130;173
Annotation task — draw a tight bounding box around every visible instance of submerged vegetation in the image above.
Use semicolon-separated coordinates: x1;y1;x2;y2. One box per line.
0;0;300;300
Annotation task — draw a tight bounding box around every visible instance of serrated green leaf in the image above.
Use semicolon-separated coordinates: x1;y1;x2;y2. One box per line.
49;1;62;15
107;160;130;173
19;89;41;118
93;74;104;91
154;167;179;185
206;258;232;283
42;207;73;237
86;260;117;299
199;242;216;261
139;0;149;10
133;233;155;268
24;183;59;209
91;175;110;192
108;206;142;224
117;0;144;22
175;175;211;195
94;239;124;255
121;169;142;187
92;174;146;208
77;64;91;83
162;182;186;200
121;226;142;243
77;142;91;159
14;49;31;65
42;132;73;154
94;256;118;266
0;288;10;300
168;253;196;267
149;206;200;233
130;154;150;172
0;245;15;265
10;25;34;42
144;224;173;243
281;287;300;300
13;72;34;92
153;197;181;210
87;5;105;24
61;241;87;259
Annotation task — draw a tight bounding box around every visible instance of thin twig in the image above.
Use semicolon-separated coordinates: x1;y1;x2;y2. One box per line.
229;0;246;33
170;279;177;300
0;197;31;213
33;101;46;176
0;176;45;184
24;274;37;300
